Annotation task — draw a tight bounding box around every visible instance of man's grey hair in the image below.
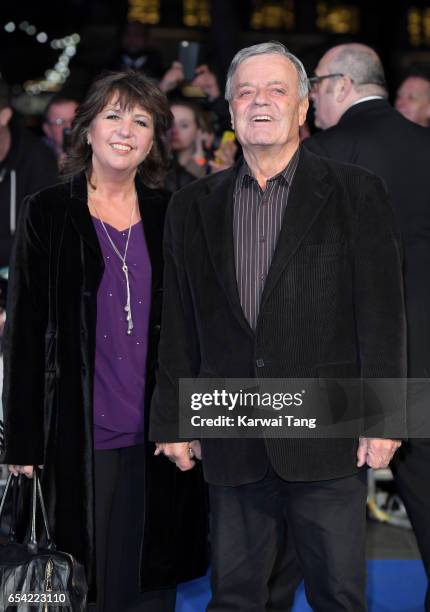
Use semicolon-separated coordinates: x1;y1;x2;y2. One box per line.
328;44;387;97
225;41;309;102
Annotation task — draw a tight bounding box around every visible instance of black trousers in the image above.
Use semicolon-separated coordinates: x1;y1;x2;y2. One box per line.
88;445;176;612
392;439;430;611
207;466;368;612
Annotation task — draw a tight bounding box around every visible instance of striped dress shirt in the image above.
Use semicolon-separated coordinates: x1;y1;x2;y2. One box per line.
233;148;299;330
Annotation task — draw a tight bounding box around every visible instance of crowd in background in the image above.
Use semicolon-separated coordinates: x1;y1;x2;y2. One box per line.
1;21;430;611
1;20;430;352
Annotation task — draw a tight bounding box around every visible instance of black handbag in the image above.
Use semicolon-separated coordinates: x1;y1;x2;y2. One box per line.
0;469;88;611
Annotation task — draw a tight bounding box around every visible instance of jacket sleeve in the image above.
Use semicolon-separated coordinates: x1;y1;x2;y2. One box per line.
353;174;407;438
1;194;49;464
149;194;201;442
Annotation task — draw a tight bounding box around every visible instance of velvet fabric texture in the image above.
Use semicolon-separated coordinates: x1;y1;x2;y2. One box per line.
1;172;209;596
150;146;407;485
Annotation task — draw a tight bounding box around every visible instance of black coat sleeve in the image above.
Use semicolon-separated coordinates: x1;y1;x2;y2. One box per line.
149;194;201;442
1;194;49;464
354;174;407;437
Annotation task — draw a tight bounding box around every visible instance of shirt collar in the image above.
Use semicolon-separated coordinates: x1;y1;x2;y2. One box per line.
235;147;300;193
349;95;385;108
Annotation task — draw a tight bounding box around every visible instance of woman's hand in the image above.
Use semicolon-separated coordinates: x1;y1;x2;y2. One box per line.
8;465;43;478
193;129;206;160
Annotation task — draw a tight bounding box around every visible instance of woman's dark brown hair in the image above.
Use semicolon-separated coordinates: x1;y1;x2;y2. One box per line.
62;70;172;187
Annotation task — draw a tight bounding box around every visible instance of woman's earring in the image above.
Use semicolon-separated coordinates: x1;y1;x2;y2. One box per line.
86;136;91;146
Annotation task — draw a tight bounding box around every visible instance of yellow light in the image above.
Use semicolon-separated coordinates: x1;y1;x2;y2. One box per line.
183;0;211;27
127;0;160;25
251;1;295;30
316;2;359;34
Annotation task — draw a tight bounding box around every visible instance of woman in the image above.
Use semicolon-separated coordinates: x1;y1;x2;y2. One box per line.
1;71;208;611
166;100;214;191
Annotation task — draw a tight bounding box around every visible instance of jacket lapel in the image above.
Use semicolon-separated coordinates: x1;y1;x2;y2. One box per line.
135;178;165;293
260;147;333;311
198;166;254;338
68;173;104;267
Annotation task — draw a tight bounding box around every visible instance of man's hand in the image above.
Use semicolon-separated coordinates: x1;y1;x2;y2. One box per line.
159;62;185;93
356;437;401;468
154;441;201;471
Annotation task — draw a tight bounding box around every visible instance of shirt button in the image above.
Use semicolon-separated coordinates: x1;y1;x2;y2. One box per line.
260;274;265;281
260;235;266;243
256;358;265;368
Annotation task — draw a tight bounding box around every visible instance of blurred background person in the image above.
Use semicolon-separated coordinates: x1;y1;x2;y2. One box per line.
42;95;79;168
0;77;57;269
168;100;213;181
2;70;208;612
160;62;231;137
395;71;430;127
165;99;237;191
110;20;163;79
305;43;430;610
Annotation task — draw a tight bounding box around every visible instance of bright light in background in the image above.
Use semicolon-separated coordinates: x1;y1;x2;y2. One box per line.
3;20;81;93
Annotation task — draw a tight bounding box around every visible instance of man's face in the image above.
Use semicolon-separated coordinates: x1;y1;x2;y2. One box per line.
229;54;308;154
395;77;430;127
43;101;78;149
309;52;344;130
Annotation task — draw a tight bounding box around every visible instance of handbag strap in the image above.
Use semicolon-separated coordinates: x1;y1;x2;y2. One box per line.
0;472;21;542
36;470;55;550
0;469;56;553
28;468;55;553
0;472;14;522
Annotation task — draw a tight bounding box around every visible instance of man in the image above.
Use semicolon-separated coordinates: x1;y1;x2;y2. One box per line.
305;43;430;610
150;42;405;611
0;79;57;267
42;95;78;167
109;20;163;79
395;73;430;127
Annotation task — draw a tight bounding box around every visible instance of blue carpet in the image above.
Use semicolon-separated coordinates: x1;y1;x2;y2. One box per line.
176;560;426;612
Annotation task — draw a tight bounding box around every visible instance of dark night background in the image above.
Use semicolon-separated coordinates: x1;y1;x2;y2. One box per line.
1;1;430;107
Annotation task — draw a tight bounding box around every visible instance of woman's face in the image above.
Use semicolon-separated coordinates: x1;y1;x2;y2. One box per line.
87;94;154;177
169;104;199;153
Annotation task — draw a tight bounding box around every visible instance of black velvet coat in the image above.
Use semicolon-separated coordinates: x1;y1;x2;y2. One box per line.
1;173;208;594
150;147;407;485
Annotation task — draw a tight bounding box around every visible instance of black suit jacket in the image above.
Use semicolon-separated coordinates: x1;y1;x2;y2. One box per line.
150;147;406;485
305;99;430;377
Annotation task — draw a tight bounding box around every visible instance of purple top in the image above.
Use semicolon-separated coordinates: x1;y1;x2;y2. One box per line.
92;217;152;450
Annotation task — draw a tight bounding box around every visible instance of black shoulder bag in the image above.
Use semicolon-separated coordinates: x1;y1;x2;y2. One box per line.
0;469;87;611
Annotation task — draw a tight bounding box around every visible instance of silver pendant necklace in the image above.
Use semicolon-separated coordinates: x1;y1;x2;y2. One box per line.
91;197;136;335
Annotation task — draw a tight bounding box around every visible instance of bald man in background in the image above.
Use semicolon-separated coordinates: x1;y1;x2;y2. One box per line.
305;43;430;610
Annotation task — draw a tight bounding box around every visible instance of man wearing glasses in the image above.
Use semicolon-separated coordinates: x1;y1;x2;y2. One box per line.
42;95;78;167
305;43;430;611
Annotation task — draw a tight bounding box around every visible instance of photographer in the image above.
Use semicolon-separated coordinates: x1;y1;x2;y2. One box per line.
42;95;78;168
